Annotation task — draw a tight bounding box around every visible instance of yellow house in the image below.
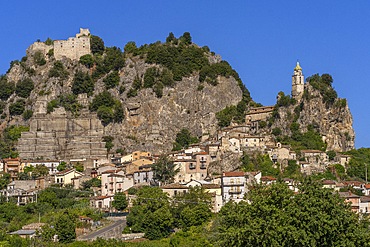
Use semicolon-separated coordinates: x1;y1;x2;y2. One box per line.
126;158;154;175
54;169;84;186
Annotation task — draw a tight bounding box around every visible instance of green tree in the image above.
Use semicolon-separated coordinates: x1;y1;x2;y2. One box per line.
9;99;25;115
166;32;177;43
97;106;114;126
172;129;199;151
126;186;173;240
123;41;138;55
0;76;15;100
112;192;128;211
71;71;94;95
180;32;192;45
103;71;120;89
172;186;213;229
15;78;34;98
152;155;179;185
33;51;46;66
79;54;94;68
216;180;370;247
22;109;33;120
48;61;69;80
90;35;105;55
0;173;10;189
55;211;76;243
32;164;49;178
345;148;370;180
216;105;237;128
81;178;101;190
57;161;68;172
103;136;114;154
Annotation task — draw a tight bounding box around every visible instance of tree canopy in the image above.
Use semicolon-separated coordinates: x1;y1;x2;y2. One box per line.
216;180;370;247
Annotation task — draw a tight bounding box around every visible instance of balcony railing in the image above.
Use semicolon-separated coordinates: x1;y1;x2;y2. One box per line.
229;188;242;194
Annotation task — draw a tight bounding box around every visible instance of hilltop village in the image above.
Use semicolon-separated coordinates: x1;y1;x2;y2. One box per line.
0;29;367;244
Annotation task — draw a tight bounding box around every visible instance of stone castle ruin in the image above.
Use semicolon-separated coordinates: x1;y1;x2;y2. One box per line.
54;28;91;60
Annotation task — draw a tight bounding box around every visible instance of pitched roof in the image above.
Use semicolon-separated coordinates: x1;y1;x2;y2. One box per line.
161;183;188;189
223;171;245;177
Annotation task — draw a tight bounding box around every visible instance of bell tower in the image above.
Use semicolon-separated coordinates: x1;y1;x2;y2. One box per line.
291;61;304;100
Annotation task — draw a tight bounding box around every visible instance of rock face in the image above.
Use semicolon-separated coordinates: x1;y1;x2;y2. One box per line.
11;40;242;159
272;83;355;152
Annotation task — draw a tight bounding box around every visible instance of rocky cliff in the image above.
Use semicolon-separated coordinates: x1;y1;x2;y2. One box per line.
0;31;355;160
271;78;355;152
1;33;243;159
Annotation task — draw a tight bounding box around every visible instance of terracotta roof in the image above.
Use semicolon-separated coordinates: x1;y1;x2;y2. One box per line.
261;176;277;181
55;169;74;176
93;196;113;200
361;196;370;203
343;181;363;187
338;191;360;198
161;183;188;189
223;171;245;177
364;184;370;189
195;152;208;155
301;150;324;154
202;184;221;189
101;169;118;174
322;180;336;185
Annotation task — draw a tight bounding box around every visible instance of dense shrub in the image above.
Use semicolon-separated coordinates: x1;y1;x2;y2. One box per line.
90;35;105;55
307;73;338;105
33;51;46;66
90;91;124;125
48;61;69;79
103;71;120;89
72;71;94;95
0;76;15;100
22;109;33;120
15;78;34;98
9;99;25;115
79;54;94;68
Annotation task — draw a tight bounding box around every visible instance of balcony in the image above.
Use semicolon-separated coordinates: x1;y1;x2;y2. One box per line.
228;188;242;194
189;164;196;170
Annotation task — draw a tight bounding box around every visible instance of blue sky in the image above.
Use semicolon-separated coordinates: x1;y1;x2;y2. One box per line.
0;1;369;148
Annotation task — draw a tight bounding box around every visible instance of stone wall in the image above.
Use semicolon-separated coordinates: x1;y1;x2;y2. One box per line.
54;28;91;60
17;109;107;160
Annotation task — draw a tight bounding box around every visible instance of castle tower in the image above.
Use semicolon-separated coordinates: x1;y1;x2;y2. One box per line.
291;61;304;100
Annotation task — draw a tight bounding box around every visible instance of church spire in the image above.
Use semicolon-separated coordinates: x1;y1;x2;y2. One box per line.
294;61;302;71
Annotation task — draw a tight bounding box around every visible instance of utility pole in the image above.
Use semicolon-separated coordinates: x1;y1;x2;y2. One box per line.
366;163;368;184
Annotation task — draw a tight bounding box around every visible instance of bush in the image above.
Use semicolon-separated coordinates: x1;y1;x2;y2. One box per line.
103;71;120;89
71;71;94;95
307;73;338;105
272;127;282;136
9;99;25;115
127;88;137;98
15;78;34;98
48;61;69;79
0;76;15;100
90;35;105;55
33;51;46;66
22;110;33;120
79;54;94;68
90;91;115;111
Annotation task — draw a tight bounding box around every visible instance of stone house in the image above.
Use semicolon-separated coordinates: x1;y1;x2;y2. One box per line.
339;191;360;213
221;171;247;204
161;183;189;197
133;165;153;184
301;150;328;165
173;152;210;184
334;154;351;167
72;175;93;190
267;142;297;165
3;158;21;181
54;169;84;186
90;195;113;210
101;170;133;196
360;196;370;214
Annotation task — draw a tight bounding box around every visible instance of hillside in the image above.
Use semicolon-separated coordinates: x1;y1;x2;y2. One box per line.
0;29;355;160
